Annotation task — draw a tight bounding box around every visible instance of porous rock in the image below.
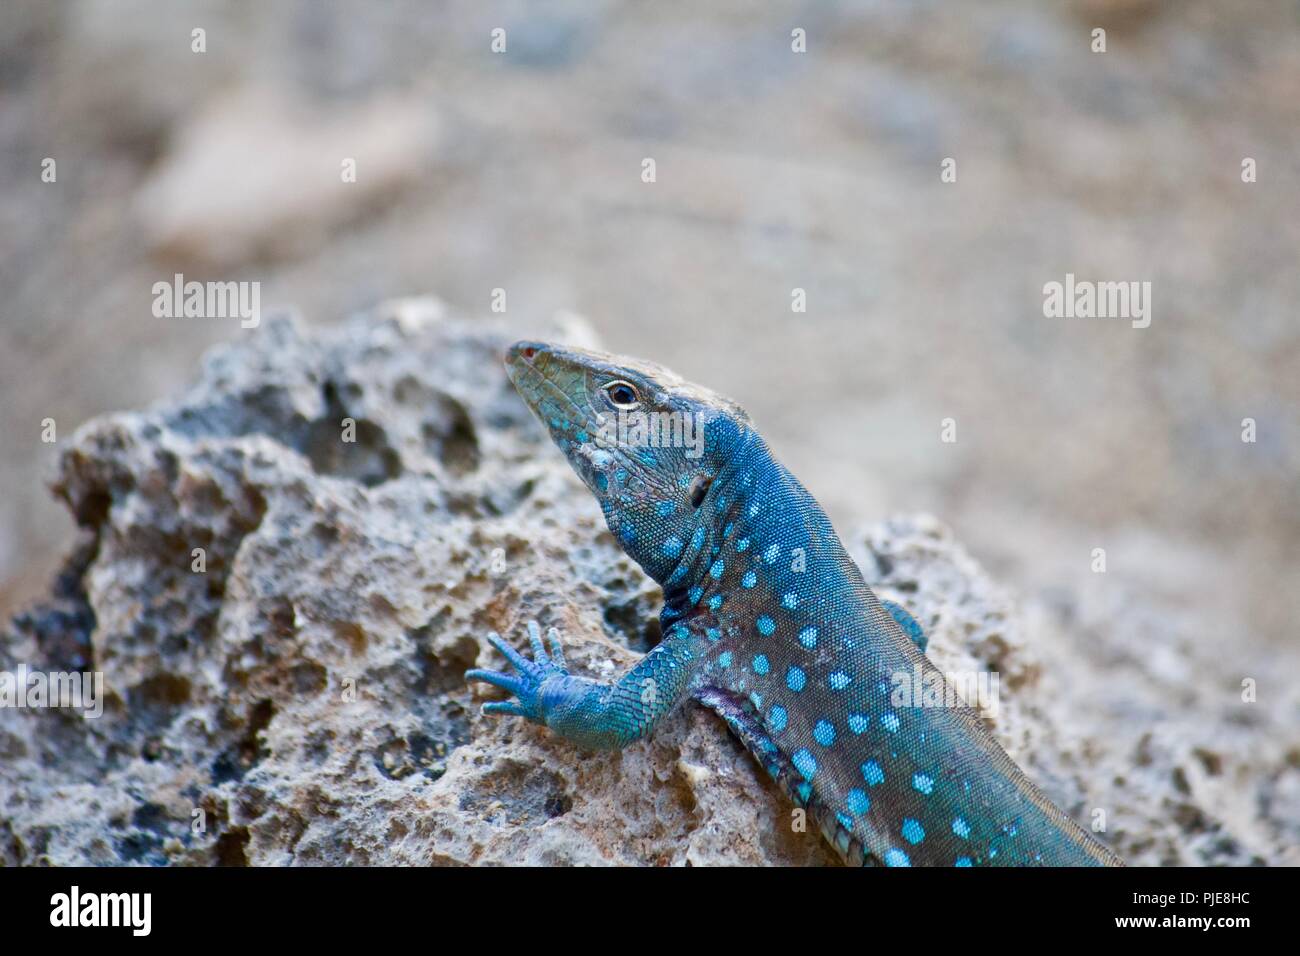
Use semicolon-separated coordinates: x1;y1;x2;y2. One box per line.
2;299;1291;866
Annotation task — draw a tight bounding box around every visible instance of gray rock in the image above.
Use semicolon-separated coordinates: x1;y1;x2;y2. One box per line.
1;299;1292;865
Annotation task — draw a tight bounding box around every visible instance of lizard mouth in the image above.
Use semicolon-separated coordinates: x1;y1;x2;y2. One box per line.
504;341;575;418
504;340;620;490
504;341;569;415
503;339;678;505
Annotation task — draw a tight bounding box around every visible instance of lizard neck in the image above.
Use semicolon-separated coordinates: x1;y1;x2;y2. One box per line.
656;421;760;614
660;429;867;623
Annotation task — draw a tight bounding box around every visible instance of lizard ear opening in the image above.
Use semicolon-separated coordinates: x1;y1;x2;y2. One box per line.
688;473;714;508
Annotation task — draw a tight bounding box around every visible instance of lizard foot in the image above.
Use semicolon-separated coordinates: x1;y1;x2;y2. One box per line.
466;620;569;723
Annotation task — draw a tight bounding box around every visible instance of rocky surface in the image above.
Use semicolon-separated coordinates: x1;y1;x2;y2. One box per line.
1;301;1295;866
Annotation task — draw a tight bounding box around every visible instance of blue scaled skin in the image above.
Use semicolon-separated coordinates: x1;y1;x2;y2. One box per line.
467;341;1123;867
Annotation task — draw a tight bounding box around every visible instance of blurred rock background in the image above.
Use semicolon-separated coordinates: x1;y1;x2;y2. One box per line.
1;0;1297;691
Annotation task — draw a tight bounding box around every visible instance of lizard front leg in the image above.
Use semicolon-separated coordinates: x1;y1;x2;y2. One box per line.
467;619;709;750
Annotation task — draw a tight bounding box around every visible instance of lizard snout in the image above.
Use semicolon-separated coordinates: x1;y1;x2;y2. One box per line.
505;340;549;370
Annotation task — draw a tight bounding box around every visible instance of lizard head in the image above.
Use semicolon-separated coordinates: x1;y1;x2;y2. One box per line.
505;340;752;585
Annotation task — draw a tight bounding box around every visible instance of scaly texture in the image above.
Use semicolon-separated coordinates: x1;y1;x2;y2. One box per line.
471;341;1124;866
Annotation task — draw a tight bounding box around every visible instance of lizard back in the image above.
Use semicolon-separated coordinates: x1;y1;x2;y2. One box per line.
679;434;1120;866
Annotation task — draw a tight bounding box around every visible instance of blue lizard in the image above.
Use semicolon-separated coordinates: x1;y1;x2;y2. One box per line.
467;341;1123;867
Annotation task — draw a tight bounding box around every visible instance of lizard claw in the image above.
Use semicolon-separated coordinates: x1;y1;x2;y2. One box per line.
526;620;549;666
482;701;527;717
467;620;570;724
546;626;566;668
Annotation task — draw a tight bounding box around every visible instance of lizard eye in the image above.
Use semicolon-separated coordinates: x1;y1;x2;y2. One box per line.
603;380;640;410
